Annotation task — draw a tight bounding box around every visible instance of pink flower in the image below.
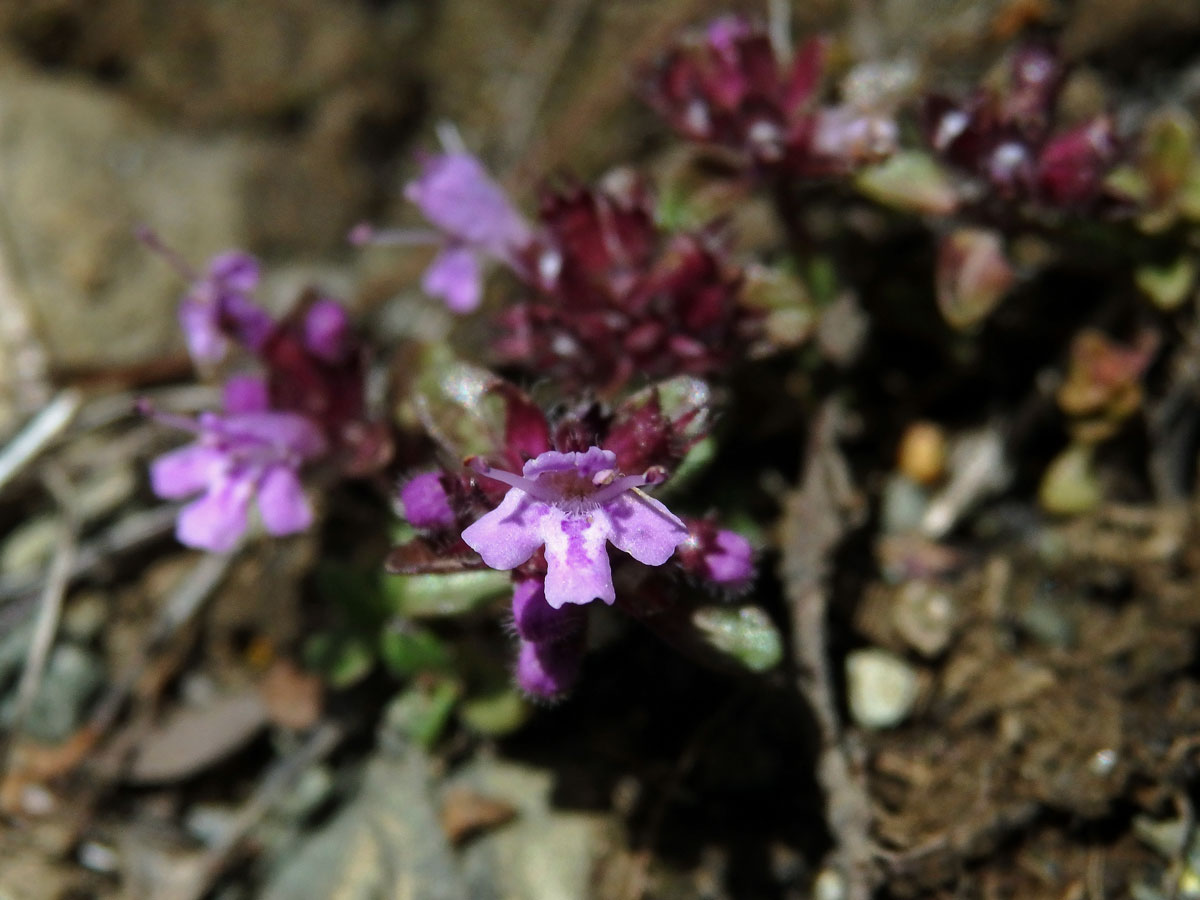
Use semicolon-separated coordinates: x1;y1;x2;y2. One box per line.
405;153;533;312
149;377;327;552
461;447;688;608
178;251;274;364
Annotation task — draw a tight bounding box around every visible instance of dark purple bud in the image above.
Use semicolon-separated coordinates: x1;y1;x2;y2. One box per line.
515;635;584;699
676;518;756;588
1036;116;1118;207
511;578;587;643
400;472;456;530
304;298;351;363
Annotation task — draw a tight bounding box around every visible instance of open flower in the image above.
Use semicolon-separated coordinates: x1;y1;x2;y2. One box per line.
405;152;533;312
461;447;688;608
149;378;327;552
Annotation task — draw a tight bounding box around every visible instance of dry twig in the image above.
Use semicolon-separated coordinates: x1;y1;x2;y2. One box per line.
778;399;878;899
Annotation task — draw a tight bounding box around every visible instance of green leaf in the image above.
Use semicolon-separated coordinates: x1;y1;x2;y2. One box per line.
459;687;530;736
855;151;959;216
410;344;504;458
382;678;460;749
379;623;452;677
304;632;375;689
691;606;783;672
383;569;511;618
1136;257;1196;310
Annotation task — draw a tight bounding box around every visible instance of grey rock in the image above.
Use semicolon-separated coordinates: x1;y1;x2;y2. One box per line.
455;755;609;900
0;68;248;368
4;643;104;743
260;751;468;900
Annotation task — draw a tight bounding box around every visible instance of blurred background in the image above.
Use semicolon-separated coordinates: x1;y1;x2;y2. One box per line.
2;1;1200;899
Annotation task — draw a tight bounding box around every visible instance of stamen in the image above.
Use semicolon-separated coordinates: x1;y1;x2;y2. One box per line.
347;223;442;248
136;398;203;435
590;466;668;505
134;225;197;280
466;457;559;502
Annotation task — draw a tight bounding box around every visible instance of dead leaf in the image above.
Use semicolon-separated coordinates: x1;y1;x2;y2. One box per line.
126;690;268;784
260;659;323;731
439;786;517;845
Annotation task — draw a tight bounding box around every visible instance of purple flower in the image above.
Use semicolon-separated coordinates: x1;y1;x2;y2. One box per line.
149;381;327;552
700;530;755;586
179;251;274;364
400;472;456;530
461;447;688;608
511;578;586;698
405;153;532;313
676;519;756;589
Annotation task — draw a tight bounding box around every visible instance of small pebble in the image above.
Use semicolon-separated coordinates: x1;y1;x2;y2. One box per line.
846;648;920;730
897;421;947;486
893;580;955;657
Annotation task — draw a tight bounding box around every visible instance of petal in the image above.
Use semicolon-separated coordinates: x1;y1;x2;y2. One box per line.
423;246;482;313
541;511;615;608
207;251;260;293
151;444;222;499
603;490;688;566
257;466;313;536
177;479;251;552
461;488;548;570
179;299;226;365
405;153;530;252
221;412;327;460
222;374;270;414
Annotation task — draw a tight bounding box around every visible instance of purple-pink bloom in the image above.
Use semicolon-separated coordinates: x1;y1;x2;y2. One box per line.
461;447;688;608
511;578;586;698
149;387;326;552
405;152;532;313
701;530;755;586
400;472;456;530
179;251;274;364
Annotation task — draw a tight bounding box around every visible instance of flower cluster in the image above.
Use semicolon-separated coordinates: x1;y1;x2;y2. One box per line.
498;172;756;390
361;150;759;391
921;43;1120;210
641;15;897;176
144;239;389;552
391;379;755;698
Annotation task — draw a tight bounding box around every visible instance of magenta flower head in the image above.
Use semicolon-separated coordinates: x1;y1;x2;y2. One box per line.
404;152;533;313
148;378;327;552
676;519;756;589
178;252;275;365
461;447;688;608
400;471;456;530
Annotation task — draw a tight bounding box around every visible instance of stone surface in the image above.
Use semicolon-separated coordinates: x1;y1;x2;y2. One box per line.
0;63;248;368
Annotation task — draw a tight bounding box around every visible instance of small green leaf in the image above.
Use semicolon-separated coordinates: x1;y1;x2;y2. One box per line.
855;152;959;216
304;632;375;689
1039;442;1103;516
459;687;530;736
382;678;460;748
379;623;452;677
1136;257;1196;310
383;570;511;618
691;606;783;672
